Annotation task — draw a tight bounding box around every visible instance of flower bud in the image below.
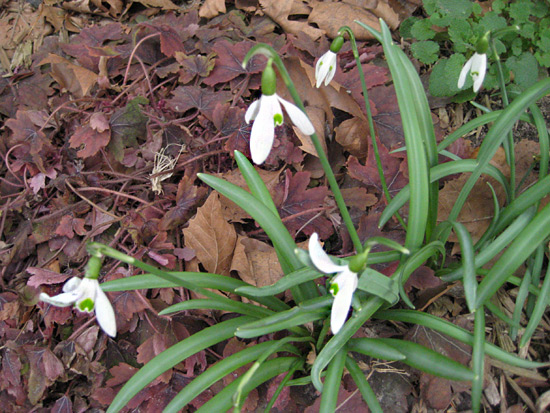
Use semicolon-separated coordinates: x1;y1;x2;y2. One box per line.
261;61;277;96
329;36;345;54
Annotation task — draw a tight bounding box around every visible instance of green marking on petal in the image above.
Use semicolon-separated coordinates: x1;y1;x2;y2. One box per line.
78;298;94;312
329;283;339;296
273;113;283;126
319;61;323;66
329;65;333;71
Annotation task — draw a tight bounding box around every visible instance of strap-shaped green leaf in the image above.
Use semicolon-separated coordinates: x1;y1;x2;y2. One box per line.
357;268;399;305
346;356;383;413
163;341;299;413
235;267;321;297
375;309;549;368
159;298;274;318
347;338;406;361
107;316;254;413
101;272;289;312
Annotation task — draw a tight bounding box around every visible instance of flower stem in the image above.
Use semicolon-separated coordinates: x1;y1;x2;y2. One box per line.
339;26;406;229
243;44;363;253
491;39;515;199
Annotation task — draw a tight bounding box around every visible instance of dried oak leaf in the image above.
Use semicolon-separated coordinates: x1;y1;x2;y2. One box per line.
183;192;237;276
347;134;409;196
167;85;232;121
203;39;264;86
230;235;284;288
276;170;332;239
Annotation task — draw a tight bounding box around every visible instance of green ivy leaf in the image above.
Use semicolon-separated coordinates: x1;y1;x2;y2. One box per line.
506;52;540;90
478;11;507;33
400;17;419;39
511;38;524;56
428;54;466;97
532;0;550;17
411;19;436;40
537;27;550;52
423;0;438;16
535;51;550;67
411;41;440;64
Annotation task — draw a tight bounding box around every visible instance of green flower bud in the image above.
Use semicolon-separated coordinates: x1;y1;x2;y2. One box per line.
348;251;368;273
475;32;490;54
329;36;345;53
85;255;102;280
261;61;277;96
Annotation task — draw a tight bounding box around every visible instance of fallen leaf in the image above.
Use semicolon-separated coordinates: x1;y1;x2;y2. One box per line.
260;0;324;40
309;2;381;40
183;192;237;276
199;0;227;19
160;176;207;231
230;235;284;288
39;54;98;97
335;117;369;158
167;85;232;121
69;125;110;159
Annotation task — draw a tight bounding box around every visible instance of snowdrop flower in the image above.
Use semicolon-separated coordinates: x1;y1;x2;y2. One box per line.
308;233;358;334
40;276;117;337
458;52;487;93
245;62;314;164
315;36;344;88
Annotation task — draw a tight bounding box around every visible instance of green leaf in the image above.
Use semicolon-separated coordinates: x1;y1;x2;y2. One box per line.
437;0;473;19
506;52;539;90
357;268;399;304
400;16;419;39
410;19;436;40
448;20;472;53
478;11;507;33
429;54;467;97
536;28;550;52
411;41;440;64
423;0;438;15
509;0;534;23
108;97;148;162
347;338;406;361
535;51;550;67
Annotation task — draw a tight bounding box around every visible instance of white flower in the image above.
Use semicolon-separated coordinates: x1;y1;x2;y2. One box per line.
308;233;358;334
458;52;487;93
40;277;117;337
245;93;315;165
315;50;337;88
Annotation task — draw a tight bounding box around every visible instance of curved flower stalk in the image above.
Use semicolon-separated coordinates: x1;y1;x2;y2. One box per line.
39;256;117;337
308;233;358;334
245;61;314;164
458;52;487;93
315;35;344;88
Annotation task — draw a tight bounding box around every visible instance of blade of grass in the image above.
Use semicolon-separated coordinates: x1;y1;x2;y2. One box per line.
345;356;383;413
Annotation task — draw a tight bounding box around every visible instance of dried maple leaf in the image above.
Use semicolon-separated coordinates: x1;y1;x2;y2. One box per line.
5;110;52;156
167;85;232;121
203;39;264;86
69;124;110;159
183;192;237;276
276;170;333;239
139;23;185;58
175;51;216;82
159;176;207;231
109;97;149;162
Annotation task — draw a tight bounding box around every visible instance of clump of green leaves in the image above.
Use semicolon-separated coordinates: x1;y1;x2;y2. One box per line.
400;0;550;100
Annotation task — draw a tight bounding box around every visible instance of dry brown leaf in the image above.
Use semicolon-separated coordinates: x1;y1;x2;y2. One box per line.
294;106;326;157
260;0;324;40
199;0;227;19
335;117;369;157
340;187;377;209
308;1;381;40
131;0;179;10
39;54;98;97
183;192;236;276
230;235;284;288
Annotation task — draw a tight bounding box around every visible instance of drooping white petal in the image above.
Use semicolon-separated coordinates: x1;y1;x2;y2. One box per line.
277;96;315;136
245;99;261;124
457;56;473;89
308;233;348;274
74;278;99;313
249;95;278;164
315;51;337;88
62;276;82;293
95;286;117;337
330;270;358;334
471;53;487;92
40;291;81;307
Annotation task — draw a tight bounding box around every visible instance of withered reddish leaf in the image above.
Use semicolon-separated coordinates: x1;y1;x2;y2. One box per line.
106;363;138;387
136;333;173;383
42;348;64;381
52;395;72;413
203;39;264;86
140;23;185;58
175;52;216;80
277;170;333;239
167;85;232;121
160;176;207;231
183;192;237;276
405;265;443;292
369;84;405;148
212;103;245;138
347;134;408;196
69;125;110;158
5;110;50;155
338;64;389;114
111;290;149;322
55;215;87;239
90;112;110;132
1;347;22;388
26;267;72;287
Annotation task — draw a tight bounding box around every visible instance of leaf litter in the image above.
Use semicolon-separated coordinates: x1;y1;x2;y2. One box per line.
0;0;547;411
